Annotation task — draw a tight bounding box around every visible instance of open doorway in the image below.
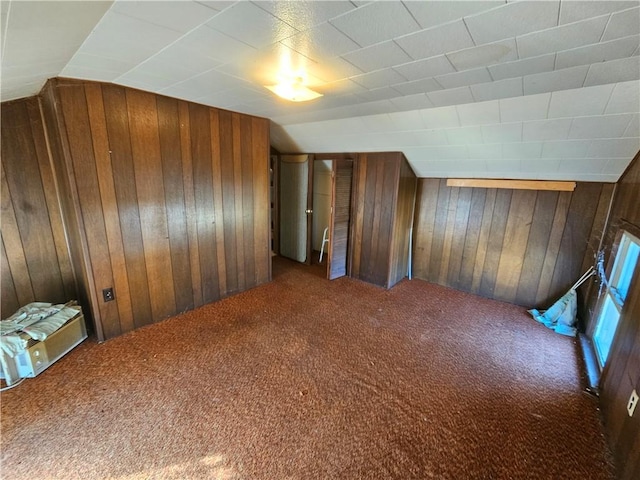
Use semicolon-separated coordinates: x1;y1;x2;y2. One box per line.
273;153;353;280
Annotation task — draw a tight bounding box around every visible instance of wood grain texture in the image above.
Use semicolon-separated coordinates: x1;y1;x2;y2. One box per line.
413;179;612;307
447;178;576;191
590;151;640;480
351;152;415;288
328;159;353;280
30;79;270;340
0;97;76;319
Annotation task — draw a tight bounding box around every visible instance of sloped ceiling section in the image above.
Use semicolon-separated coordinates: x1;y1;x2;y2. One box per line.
1;0;639;181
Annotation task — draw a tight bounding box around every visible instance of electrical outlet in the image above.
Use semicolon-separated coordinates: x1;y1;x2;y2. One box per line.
628;389;638;417
102;287;115;302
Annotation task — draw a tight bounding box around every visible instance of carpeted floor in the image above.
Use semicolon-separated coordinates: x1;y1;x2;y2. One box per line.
1;257;616;479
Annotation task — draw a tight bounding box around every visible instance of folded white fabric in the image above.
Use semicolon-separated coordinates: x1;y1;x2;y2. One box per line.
21;306;78;341
1;302;63;335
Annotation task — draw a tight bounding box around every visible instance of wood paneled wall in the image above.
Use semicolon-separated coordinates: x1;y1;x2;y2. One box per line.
1;97;76;318
351;152;416;288
412;179;613;308
593;152;640;480
40;78;270;341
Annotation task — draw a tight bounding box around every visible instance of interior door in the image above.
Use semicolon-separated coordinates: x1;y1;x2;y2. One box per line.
327;159;353;279
279;154;313;263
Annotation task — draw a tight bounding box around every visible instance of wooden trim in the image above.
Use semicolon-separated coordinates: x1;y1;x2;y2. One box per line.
446;178;576;192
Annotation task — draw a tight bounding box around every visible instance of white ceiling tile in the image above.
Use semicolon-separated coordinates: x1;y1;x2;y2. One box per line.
521;158;560;174
281;22;360;61
559;1;638;25
412;129;451;146
541;140;591;158
414;145;469;160
329;1;420;47
112;0;220;33
134;46;221;82
584;56;640;86
502;142;543;158
603;158;635;176
602;6;640;41
62;52;137;76
557;157;609;174
568;114;634;139
355;86;402;102
456;100;501;126
434;67;493;89
420;106;460;129
445;126;484;145
624;114;640;137
74;11;183;64
523;118;573;141
586;138;640;158
307;56;363;82
468;143;503;159
488;53;556;81
555;35;639;70
548;83;615;118
205;1;298;49
168;68;248;98
391;77;442;96
395;20;474;61
404;1;504;29
464;0;560;45
471;77;523;102
359;113;395;133
523;65;589;95
342;41;411;72
606;80;640;114
257;1;356;27
499;92;551;122
481;122;523;143
116;69;179;90
516;15;609;59
352;68;407;89
389;93;435;111
486;159;521;174
387;110;426;131
61;64;127;83
315;78;367;96
427;86;474;107
392;55;455;81
446;38;517;71
172;25;257;66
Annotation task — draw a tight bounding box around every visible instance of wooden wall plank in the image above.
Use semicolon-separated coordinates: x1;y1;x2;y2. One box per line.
428;179;451;283
471;188;497;294
251;116;270;285
479;189;512;298
232;113;246;292
388;157;416;287
85;84;135;334
515;191;558;306
412;179;440;279
1;238;20;315
493;190;537;303
58;83;120;339
0;165;35;308
240;115;256;288
350;156;367;278
102;84;153;330
126;89;176;322
459;187;486;289
190;103;219;304
179;101;203;308
219;110;238;295
1;100;65;304
156;95;193;314
210;109;227;296
438;186;459;286
27;98;76;300
447;187;472;289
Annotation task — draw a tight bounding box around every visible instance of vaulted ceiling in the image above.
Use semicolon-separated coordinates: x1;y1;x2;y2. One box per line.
2;0;639;181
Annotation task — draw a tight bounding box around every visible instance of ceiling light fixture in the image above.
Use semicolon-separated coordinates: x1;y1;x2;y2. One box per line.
265;76;323;102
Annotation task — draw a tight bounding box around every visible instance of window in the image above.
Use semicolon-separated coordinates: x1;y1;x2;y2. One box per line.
593;231;640;368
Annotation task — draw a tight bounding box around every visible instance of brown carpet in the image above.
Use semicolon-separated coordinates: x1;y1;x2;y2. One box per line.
1;257;615;479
